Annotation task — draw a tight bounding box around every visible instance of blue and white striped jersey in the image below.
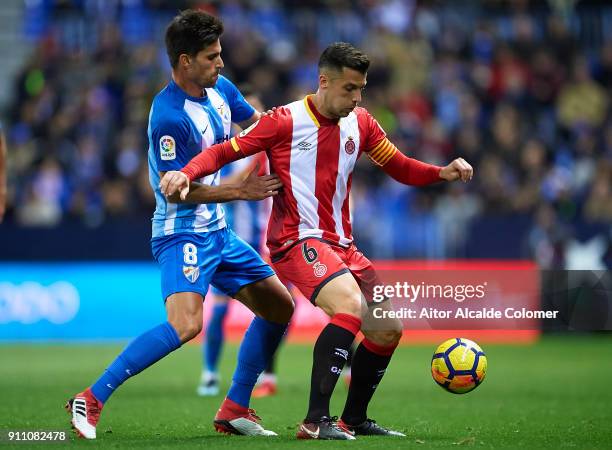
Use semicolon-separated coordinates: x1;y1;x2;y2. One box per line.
148;76;255;238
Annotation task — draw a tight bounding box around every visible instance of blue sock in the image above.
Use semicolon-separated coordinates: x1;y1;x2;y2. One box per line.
227;317;287;408
205;303;229;373
91;321;181;403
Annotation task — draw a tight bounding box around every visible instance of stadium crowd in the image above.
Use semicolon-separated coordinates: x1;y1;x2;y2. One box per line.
2;0;611;266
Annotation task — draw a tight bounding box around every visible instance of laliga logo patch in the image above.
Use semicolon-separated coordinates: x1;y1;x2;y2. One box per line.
313;261;327;278
344;136;356;155
183;265;200;283
160;135;176;160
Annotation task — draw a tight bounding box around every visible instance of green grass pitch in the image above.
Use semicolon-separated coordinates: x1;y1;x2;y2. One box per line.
1;335;611;449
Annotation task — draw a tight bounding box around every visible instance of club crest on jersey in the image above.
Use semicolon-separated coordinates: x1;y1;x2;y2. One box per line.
160;135;176;160
216;102;227;119
183;265;200;283
344;136;356;155
313;261;327;278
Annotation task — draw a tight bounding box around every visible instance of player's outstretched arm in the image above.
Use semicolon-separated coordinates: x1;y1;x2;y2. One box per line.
161;111;280;199
159;140;244;199
368;138;473;186
160;163;282;203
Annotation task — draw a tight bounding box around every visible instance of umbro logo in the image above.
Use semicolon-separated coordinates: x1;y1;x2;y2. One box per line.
334;348;349;360
297;141;312;151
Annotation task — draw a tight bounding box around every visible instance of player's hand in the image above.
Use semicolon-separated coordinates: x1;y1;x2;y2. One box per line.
439;158;473;183
260;106;277;117
160;170;191;200
239;162;283;200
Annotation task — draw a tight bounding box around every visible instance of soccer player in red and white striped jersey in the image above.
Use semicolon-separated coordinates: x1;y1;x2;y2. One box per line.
161;42;473;440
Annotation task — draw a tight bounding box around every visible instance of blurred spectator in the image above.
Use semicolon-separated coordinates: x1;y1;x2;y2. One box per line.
557;56;608;131
527;203;568;269
583;165;612;223
15;156;67;227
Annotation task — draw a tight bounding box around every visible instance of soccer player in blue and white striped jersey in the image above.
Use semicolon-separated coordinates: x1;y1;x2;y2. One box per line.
66;10;293;439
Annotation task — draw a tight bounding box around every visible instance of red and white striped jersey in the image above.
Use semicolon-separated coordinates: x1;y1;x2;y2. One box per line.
229;95;389;256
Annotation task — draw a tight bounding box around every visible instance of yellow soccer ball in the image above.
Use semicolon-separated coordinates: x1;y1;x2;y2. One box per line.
431;338;487;394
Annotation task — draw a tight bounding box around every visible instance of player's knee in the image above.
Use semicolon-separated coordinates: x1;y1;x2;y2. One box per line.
278;293;295;322
182;321;203;342
260;290;294;324
366;327;402;347
330;291;362;318
171;318;202;343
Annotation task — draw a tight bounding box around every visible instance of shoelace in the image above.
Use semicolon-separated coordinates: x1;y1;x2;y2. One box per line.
320;416;352;434
364;418;391;432
82;396;101;423
246;408;261;422
320;415;338;424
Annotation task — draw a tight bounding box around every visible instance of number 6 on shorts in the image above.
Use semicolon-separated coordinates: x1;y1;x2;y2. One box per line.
302;242;318;264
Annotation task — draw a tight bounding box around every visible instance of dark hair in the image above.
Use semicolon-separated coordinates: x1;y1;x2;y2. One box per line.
165;10;224;68
318;42;370;74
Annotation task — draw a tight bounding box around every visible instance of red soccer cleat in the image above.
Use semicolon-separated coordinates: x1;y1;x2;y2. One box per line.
65;388;103;439
213;397;277;436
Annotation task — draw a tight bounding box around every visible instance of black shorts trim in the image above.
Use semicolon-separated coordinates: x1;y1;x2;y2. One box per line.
310;268;351;304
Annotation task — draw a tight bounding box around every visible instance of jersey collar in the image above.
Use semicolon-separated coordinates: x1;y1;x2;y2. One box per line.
170;80;210;103
304;95;340;127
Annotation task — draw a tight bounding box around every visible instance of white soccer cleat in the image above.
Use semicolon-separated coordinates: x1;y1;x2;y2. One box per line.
65;388;103;439
214;397;277;436
217;417;278;436
197;371;220;396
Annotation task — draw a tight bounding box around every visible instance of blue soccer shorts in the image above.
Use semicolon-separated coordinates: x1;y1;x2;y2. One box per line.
209;235;263;297
151;227;275;301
